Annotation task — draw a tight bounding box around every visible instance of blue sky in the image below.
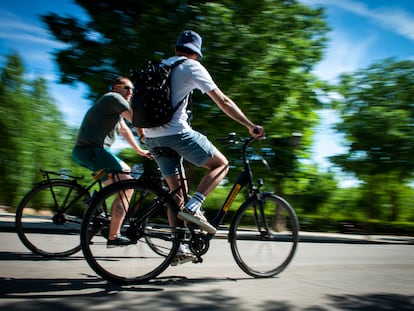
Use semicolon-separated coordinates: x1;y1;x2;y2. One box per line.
0;0;90;126
1;0;414;172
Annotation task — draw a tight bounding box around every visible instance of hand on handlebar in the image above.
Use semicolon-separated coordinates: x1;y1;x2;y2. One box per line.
249;126;265;139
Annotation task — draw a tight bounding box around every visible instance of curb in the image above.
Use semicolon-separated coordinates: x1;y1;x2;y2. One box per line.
2;212;413;245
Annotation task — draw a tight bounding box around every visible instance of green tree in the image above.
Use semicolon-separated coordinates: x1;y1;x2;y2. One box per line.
331;59;414;220
0;52;25;204
0;52;75;206
41;0;330;194
294;170;338;214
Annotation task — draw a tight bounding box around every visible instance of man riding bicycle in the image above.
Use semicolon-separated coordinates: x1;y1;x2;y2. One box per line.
72;77;152;247
143;30;265;257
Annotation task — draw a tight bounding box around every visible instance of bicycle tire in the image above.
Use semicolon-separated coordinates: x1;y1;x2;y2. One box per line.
81;179;180;284
144;217;171;257
229;193;299;278
15;180;90;257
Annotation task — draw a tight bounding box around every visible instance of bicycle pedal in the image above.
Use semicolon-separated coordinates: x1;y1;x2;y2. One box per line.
170;254;197;266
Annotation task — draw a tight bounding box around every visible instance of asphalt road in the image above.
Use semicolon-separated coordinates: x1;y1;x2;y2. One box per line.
1;231;413;311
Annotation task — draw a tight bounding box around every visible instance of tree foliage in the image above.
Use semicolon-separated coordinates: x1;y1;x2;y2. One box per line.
331;58;414;220
1;2;412;229
0;52;79;206
333;58;414;180
41;0;330;193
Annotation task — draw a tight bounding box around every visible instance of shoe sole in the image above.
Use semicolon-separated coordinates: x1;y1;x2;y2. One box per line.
177;211;217;234
106;244;129;248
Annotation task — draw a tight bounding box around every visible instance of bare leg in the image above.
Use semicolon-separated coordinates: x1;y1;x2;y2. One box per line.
170;151;227;234
108;188;133;239
164;151;228;208
164;173;186;229
106;163;133;240
196;150;229;196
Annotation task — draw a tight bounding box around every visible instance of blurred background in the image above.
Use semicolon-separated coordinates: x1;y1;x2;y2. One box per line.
0;0;413;234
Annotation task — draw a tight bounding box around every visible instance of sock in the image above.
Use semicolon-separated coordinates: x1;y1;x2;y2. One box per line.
178;243;189;255
185;192;206;212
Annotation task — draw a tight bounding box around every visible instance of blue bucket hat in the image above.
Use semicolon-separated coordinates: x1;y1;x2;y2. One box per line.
175;30;203;57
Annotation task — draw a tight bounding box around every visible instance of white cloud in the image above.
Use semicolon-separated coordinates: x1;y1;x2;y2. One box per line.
302;0;414;81
0;8;67;51
333;0;414;42
0;20;66;49
375;8;414;42
0;12;43;32
313;29;378;82
302;0;414;42
0;31;66;51
0;9;69;80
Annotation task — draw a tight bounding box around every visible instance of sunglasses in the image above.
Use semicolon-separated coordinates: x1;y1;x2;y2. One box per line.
123;86;134;91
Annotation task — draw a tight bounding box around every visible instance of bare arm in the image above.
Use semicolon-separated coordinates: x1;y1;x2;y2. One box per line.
118;116;152;159
121;110;145;137
207;88;265;138
121;109;145;143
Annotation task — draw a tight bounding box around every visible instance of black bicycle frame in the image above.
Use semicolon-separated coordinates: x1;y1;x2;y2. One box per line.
41;170;101;214
211;138;256;228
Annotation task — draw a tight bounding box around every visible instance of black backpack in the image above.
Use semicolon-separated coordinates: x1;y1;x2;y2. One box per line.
130;58;189;128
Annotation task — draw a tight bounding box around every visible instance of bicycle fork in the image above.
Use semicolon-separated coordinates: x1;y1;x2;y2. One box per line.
252;194;272;239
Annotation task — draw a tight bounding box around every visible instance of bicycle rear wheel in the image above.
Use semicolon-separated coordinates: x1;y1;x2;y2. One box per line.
15;180;90;257
229;193;299;278
81;179;179;284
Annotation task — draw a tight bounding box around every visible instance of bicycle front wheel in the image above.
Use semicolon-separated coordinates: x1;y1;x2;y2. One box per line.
81;179;179;284
15;180;90;257
229;193;299;278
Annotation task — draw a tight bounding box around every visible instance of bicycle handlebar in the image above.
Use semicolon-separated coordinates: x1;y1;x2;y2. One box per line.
215;132;303;148
215;132;254;145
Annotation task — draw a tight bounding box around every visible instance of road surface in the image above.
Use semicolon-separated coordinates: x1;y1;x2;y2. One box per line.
0;231;413;310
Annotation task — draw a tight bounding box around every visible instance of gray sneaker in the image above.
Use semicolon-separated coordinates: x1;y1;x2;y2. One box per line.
177;208;217;234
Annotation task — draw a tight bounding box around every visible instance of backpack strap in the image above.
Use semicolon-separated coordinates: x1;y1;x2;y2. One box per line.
169;56;188;68
168;57;192;120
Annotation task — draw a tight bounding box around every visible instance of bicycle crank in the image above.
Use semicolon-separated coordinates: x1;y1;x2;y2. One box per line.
189;232;210;257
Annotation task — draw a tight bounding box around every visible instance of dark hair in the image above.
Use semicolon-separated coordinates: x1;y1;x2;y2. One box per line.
175;45;198;56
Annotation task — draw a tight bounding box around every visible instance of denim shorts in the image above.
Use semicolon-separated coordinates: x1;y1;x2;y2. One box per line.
72;146;126;181
145;130;217;177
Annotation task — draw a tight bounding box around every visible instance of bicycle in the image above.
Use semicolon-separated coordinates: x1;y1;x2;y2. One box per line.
15;168;106;257
80;132;300;284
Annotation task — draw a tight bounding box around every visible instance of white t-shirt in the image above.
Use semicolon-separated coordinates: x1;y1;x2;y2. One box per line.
144;56;218;138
